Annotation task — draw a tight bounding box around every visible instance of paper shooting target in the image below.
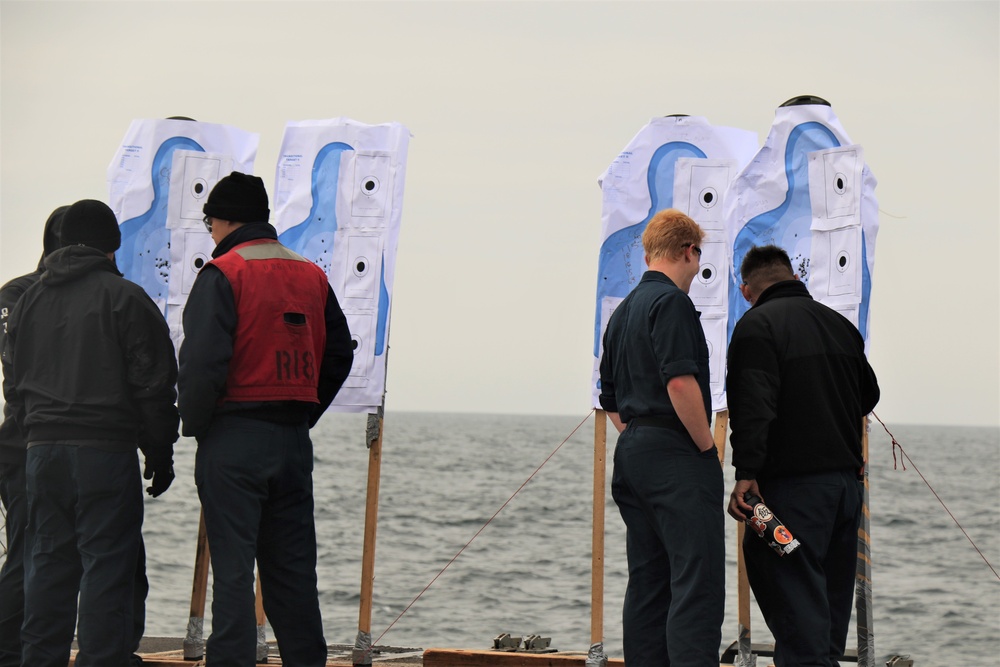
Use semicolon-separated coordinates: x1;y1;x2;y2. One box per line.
679;161;736;230
701;316;727;405
350;152;392;220
176;229;216;296
342;311;375;388
343;234;382;302
688;240;726;309
821;226;862;297
177;154;224;222
820;148;859;220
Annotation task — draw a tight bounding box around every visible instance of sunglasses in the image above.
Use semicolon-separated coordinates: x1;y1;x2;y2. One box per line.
683;243;702;258
203;215;213;233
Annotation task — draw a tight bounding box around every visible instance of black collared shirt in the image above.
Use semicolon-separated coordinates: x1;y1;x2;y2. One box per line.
598;271;711;424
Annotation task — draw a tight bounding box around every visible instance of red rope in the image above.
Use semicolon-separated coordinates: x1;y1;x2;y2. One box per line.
872;411;999;582
368;409;598;650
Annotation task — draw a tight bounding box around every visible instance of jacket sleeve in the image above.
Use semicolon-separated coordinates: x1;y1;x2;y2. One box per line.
0;278;31;449
311;285;354;426
726;319;780;478
178;266;237;438
0;276;37;447
859;352;880;416
121;288;180;454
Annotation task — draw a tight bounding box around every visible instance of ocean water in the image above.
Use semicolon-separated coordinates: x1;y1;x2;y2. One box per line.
4;413;999;665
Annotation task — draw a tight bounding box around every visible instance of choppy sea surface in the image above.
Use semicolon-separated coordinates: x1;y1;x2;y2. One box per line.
4;413;999;665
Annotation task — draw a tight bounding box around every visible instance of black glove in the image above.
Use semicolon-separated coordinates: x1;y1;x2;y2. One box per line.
142;448;175;498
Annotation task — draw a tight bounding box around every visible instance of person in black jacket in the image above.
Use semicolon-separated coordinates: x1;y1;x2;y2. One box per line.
178;173;353;666
2;199;179;667
0;206;65;667
726;244;879;667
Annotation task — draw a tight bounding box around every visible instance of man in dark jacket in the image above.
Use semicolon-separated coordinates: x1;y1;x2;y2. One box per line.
0;206;65;667
2;199;179;667
178;172;353;666
726;244;880;667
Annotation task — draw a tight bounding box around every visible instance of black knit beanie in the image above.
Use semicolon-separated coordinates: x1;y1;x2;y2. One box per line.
59;200;121;253
203;172;270;223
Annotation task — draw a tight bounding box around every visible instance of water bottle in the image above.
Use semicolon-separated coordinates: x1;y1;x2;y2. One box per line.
743;492;801;557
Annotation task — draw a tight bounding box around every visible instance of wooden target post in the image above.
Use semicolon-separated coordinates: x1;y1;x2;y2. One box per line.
183;510;212;660
353;410;386;666
587;410;609;667
714;410;756;667
855;416;875;667
182;508;269;661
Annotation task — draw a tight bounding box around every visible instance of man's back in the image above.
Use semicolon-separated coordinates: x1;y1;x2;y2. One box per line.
601;271;710;423
9;245;177;445
728;279;879;478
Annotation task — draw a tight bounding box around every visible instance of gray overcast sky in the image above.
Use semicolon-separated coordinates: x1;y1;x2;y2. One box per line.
1;1;997;426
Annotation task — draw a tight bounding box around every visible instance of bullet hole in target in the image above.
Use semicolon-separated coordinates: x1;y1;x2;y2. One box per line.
833;173;847;195
361;176;380;196
191;253;209;273
698;263;717;286
192;178;208;198
699;187;718;209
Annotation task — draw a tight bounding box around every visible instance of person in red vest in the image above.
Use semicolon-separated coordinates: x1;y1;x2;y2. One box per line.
178;172;353;666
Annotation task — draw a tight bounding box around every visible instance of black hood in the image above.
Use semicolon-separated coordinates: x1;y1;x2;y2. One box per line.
40;245;121;287
37;205;70;270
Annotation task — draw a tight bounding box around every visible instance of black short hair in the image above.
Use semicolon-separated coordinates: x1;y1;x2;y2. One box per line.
740;245;794;287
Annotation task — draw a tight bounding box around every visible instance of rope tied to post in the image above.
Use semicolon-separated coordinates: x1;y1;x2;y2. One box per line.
872;411;999;582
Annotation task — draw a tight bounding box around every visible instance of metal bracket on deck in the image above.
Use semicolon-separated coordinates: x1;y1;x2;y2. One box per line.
491;633;554;653
523;635;551;651
492;634;522;651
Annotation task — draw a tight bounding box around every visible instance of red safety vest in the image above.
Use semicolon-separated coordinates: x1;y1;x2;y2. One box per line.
210;239;329;404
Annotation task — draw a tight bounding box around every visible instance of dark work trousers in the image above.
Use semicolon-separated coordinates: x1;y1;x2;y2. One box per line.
744;469;862;667
21;444;143;667
0;461;27;667
195;414;326;667
611;423;725;667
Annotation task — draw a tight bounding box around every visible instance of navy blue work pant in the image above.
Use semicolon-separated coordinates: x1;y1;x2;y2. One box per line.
0;461;27;667
195;415;326;667
0;461;147;667
744;470;862;667
611;424;725;667
21;444;143;667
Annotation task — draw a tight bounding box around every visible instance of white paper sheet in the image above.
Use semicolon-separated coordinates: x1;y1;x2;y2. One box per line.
272;118;411;413
107;119;258;319
593;116;758;411
724;105;878;352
